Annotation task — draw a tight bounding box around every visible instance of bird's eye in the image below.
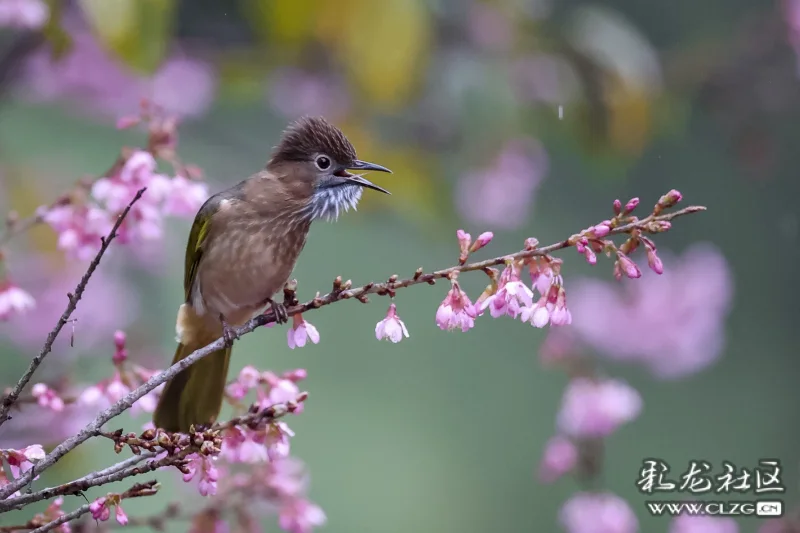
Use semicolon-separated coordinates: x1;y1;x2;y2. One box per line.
315;155;331;171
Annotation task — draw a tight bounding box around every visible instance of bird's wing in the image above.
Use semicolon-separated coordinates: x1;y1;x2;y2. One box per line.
183;194;223;302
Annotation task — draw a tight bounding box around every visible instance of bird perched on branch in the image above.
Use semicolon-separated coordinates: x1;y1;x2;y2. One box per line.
153;116;391;432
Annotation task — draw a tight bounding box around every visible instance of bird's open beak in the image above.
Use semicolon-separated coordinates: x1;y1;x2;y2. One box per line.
343;160;392;194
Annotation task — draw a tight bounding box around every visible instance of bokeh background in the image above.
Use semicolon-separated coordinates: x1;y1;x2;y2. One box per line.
1;0;799;531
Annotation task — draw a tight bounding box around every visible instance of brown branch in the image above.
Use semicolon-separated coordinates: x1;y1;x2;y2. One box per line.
0;397;305;512
0;201;705;502
0;188;147;428
25;481;159;533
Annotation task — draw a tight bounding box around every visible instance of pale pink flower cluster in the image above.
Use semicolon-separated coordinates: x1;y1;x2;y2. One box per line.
0;0;48;29
183;453;220;496
0;280;35;321
556;378;642;439
0;445;45;497
43;150;208;261
559;492;638;533
219;366;306;464
89;495;128;525
79;331;163;416
567;243;733;379
31;383;65;411
538;378;641;483
263;459;326;533
456;138;548;230
19;12;217;118
479;259;572;328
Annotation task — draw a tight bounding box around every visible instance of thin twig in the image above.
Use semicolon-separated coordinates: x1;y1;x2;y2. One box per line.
25;481;159;533
0;188;147;428
0;203;704;501
0;397;303;511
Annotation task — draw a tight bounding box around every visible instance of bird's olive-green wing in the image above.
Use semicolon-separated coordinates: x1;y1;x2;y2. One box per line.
183;195;221;302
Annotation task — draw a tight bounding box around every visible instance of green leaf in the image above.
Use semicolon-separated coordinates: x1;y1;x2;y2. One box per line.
78;0;176;74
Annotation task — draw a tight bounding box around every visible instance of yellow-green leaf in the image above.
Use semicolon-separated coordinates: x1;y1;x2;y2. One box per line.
78;0;176;74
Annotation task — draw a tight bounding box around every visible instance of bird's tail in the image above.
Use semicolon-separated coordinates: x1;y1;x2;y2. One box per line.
153;305;232;432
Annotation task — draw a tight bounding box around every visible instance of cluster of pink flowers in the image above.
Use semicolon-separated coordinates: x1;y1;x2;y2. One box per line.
220;366;308;463
192;459;326;533
89;494;128;525
78;331;163;417
0;444;45;497
18;9;217;118
43;149;209;261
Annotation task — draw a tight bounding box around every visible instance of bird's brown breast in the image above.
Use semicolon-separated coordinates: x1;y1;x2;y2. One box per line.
192;199;312;326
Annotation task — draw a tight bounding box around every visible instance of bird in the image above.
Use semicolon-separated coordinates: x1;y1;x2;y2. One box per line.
152;116;391;432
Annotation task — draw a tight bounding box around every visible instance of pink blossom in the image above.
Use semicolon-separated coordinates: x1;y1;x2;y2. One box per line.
559;492;638;533
624;197;640;214
457;229;472;260
264;379;303;413
278;498;327;533
479;263;534;318
568;243;733;378
221;427;268;463
31;383;64;411
470;231;494;252
0;281;35;320
267;458;309;497
557;378;642;438
114;504;129;526
42;203;113;261
538;436;577;483
670;516;739;533
657;189;683;210
42;497;70;533
162;175;209;217
0;0;48;29
221;422;294;463
113;330;128;364
521;283;571;328
89;497;109;521
528;259;557;297
1;255;138;354
615;253;642;279
436;280;478;332
456;138;548;230
287;316;320;349
226;365;262;400
375;303;410;342
183;453;219;496
0;444;45;480
79;369;161;416
18;15;217;118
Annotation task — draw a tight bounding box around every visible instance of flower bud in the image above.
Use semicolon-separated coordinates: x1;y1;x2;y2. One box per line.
613;199;622;216
469;231;494;253
615;253;642;279
623;197;640;215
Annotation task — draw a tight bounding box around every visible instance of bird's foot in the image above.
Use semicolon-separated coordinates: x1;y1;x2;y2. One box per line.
266;299;289;324
219;315;240;346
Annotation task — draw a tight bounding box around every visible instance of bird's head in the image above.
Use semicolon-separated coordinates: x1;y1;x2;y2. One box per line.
267;116;392;222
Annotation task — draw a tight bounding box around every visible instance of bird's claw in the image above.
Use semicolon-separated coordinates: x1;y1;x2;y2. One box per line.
220;316;240;346
268;300;289;324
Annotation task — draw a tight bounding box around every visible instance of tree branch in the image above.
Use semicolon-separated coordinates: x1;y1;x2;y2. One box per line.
0;397;303;511
27;481;159;533
0;188;147;428
0;201;705;501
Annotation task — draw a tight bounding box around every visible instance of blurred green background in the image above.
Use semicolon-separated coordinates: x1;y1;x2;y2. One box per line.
1;0;799;531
